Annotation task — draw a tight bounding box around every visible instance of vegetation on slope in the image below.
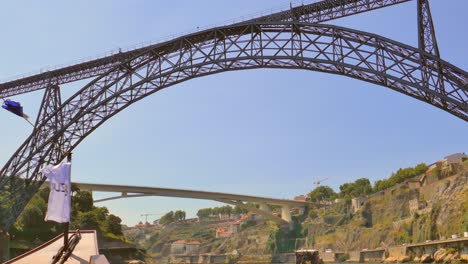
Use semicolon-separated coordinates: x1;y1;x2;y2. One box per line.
159;210;187;225
197;205;248;220
10;186;126;250
128;159;465;259
303;160;467;251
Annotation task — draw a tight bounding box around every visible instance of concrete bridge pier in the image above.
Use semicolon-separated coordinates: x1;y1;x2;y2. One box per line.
297;207;305;215
258;203;270;213
281;205;292;223
0;231;10;262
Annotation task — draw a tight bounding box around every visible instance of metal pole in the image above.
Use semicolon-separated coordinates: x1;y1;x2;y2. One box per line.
63;152;72;248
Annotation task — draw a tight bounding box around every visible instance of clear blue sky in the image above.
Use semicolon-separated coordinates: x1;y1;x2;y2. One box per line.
0;0;467;226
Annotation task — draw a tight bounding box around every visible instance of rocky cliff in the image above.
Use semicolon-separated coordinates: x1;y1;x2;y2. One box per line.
306;160;467;251
124;160;467;263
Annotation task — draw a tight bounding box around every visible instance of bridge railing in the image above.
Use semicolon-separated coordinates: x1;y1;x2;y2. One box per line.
0;0;309;85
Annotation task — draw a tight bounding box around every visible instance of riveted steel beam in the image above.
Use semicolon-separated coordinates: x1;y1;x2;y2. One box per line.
0;0;413;98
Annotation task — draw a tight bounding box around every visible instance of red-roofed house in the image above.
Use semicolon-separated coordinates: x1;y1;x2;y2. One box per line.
229;222;240;233
445;153;467;164
185;241;201;254
216;228;232;238
170;240;201;255
171;240;187;255
294;195;307;201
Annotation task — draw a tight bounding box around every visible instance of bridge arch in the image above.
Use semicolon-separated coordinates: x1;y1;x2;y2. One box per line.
0;21;467;230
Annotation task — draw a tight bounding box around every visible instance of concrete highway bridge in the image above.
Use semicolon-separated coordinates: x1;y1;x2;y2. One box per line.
74;182;309;224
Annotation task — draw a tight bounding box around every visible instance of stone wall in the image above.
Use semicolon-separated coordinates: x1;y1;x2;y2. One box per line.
271;253;295;263
321;252;335;262
361;249;384;262
348;251;362;262
388;246;407;258
406;239;468;256
170;253;297;263
170;254;199;264
237;254;272;263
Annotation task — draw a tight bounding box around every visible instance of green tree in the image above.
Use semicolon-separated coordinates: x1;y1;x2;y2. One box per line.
94;207;109;223
414;163;428;175
219;205;232;216
233;205;248;215
372;163;428;192
373;179;390;192
17;194;48;229
339;183;354;198
71;206;109;233
73;191;93;212
308;186;337;202
19;206;44;229
308;210;318;219
339;178;372;198
212;207;221;215
37;187;50;202
75;211;101;230
160;211;175;225
174;210;186;221
355;178;372;195
197;208;213;219
106;214;123;235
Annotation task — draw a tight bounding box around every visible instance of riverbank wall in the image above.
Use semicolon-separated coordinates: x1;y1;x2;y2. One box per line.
169;238;467;263
170;253;296;264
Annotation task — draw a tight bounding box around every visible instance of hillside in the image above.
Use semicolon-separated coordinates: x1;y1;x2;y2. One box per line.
125;158;467;263
8;186;144;263
124;218;276;263
307;160;467;251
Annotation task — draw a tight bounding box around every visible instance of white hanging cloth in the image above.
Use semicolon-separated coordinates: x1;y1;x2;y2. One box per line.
41;162;72;223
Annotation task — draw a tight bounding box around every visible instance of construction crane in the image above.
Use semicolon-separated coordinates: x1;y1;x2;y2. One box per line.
140;214;160;223
313;177;329;185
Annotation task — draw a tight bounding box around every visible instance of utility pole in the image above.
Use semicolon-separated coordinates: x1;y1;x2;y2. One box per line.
140;214;159;224
64;152;72;248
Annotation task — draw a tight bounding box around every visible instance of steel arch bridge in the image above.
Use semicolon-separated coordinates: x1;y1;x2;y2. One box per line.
0;0;467;231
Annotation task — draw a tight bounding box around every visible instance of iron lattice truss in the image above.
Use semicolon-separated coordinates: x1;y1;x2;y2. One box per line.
0;0;414;98
0;0;467;230
246;0;412;23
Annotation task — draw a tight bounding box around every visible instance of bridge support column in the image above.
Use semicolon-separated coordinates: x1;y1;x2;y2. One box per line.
297;207;305;215
281;205;292;223
259;202;270;213
0;231;10;262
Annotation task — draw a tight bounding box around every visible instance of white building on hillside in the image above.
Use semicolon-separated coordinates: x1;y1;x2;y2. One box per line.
170;240;201;255
171;240;186;255
445;153;467;164
351;197;367;213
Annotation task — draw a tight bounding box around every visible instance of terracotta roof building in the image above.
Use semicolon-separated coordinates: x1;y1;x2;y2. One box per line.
170;240;201;255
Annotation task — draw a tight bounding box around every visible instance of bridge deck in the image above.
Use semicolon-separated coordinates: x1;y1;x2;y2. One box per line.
74;182;308;207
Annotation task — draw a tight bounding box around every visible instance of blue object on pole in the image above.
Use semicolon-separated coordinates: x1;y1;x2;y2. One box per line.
2;99;29;119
